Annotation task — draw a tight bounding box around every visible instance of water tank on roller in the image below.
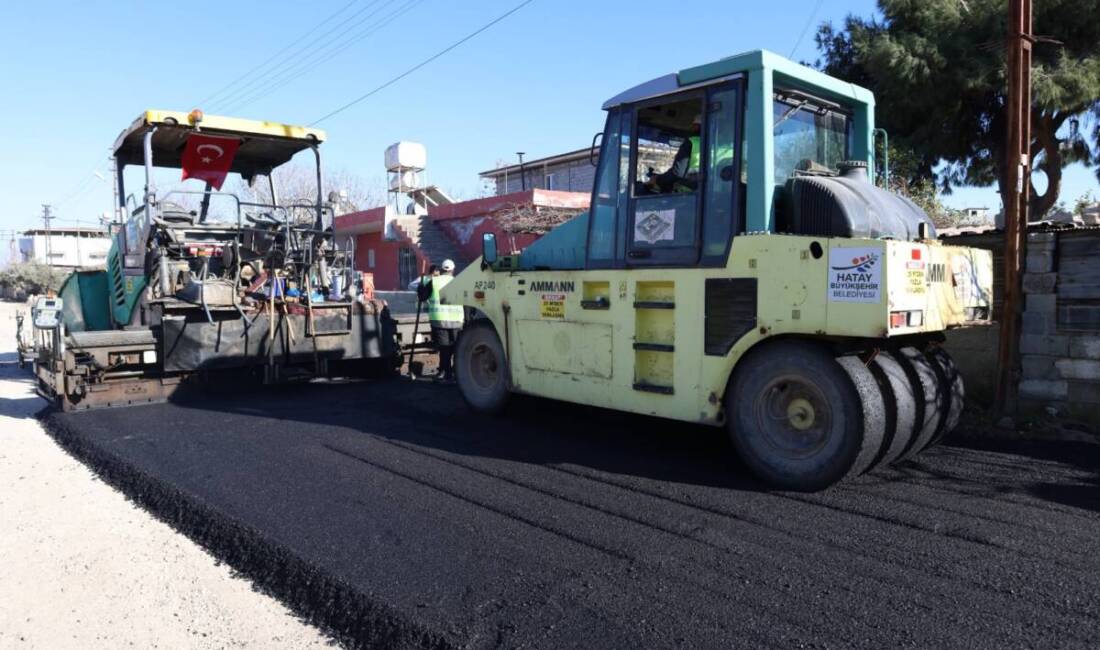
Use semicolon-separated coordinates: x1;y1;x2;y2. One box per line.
385;142;426;172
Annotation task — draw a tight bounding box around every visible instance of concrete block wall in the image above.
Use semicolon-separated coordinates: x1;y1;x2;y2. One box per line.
496;160;596;195
1017;231;1100;423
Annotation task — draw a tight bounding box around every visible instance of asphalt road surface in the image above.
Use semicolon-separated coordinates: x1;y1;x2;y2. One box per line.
43;378;1100;649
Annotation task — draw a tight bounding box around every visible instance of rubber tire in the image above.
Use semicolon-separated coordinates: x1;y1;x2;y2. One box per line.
893;346;944;464
867;351;918;467
924;347;965;449
454;322;511;414
836;355;888;476
727;341;883;491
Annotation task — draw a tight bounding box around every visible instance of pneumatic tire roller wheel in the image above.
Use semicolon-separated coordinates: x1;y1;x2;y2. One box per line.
888;346;965;464
923;346;965;450
892;346;944;464
866;351;919;467
726;340;885;491
455;322;512;414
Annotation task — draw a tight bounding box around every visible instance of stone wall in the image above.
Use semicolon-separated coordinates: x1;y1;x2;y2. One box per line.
943;228;1100;427
1018;231;1100;422
941;228;1100;426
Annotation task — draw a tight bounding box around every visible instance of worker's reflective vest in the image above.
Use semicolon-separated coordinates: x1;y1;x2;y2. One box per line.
687;135;735;177
688;136;702;175
425;275;464;329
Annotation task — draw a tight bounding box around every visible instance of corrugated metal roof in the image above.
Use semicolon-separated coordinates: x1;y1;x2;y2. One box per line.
22;227;108;236
939;220;1100;239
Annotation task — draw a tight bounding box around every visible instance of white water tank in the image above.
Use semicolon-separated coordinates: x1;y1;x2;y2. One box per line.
385;142;426;172
388;170;420;192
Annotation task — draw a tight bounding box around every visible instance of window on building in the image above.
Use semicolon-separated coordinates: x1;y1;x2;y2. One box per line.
545;173;556;190
398;247;417;289
368;249;376;269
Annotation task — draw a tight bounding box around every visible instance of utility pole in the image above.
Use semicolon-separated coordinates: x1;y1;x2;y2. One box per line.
111;153;121;224
516;152;526;191
41;204;54;267
994;0;1033;415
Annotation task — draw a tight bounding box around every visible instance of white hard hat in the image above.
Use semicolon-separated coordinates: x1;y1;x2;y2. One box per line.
441;259;455;272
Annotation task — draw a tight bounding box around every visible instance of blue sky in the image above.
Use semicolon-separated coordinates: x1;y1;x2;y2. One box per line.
1;0;1096;239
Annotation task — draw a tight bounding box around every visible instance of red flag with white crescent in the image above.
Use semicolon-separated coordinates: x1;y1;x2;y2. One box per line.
180;134;240;190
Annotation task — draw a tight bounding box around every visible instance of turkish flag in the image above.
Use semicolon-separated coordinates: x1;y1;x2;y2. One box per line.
180;134;240;190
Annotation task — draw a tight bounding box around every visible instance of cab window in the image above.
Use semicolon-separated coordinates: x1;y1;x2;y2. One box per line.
633;96;705;198
772;91;852;185
701;86;741;263
587;110;621;267
626;95;705;266
585;82;743;269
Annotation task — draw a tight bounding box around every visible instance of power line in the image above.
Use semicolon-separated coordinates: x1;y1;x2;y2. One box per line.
55;175;97;206
210;0;394;112
55;174;108;209
53;161;110;207
211;0;391;112
221;0;418;114
196;0;362;108
310;0;537;126
218;0;418;115
790;0;825;58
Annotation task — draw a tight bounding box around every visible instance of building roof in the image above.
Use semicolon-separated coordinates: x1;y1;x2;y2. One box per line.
479;148;594;178
939;220;1100;239
22;227;107;236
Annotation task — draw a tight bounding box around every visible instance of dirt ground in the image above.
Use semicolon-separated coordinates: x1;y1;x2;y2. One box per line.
0;300;331;649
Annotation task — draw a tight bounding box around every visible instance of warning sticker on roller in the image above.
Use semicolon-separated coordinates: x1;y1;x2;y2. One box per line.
828;247;882;303
907;269;926;294
540;293;565;319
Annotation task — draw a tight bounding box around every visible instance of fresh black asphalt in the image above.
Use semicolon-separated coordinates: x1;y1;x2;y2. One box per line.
41;379;1100;649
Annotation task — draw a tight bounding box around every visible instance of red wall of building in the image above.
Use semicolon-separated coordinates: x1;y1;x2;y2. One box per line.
428;189;588;261
354;231;430;291
337;189;590;291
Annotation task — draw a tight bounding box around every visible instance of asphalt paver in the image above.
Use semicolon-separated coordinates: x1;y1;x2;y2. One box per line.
42;379;1100;649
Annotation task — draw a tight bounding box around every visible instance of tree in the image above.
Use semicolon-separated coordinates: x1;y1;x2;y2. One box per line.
0;262;66;295
493;202;585;235
163;165;383;225
235;164;384;223
816;0;1100;220
1074;190;1096;217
